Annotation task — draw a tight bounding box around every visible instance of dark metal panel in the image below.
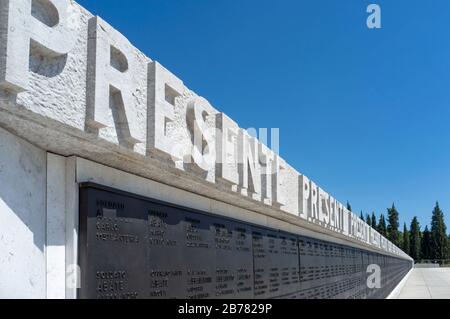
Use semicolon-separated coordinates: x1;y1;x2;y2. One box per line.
147;202;186;298
298;237;324;293
176;210;216;299
78;186;148;299
147;203;255;299
212;218;254;299
278;233;300;297
78;183;413;300
252;228;299;298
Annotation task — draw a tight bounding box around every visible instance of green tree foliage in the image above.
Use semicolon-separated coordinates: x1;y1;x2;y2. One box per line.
371;212;377;229
448;235;450;259
358;202;450;261
387;204;400;247
421;226;431;260
338;201;450;262
377;214;387;237
398;230;404;253
402;223;410;255
366;214;371;225
346;201;352;212
409;217;421;261
430;202;449;261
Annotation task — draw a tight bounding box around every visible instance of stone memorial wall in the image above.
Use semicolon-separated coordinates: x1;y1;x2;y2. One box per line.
0;0;413;299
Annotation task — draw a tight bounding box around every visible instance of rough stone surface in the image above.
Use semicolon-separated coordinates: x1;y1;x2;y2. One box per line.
0;127;46;299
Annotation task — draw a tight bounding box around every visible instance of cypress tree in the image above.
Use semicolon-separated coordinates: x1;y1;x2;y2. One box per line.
371;212;377;229
387;203;400;247
448;235;450;261
421;226;431;261
366;214;371;225
377;214;387;237
409;217;421;261
360;211;364;221
347;201;352;212
402;223;410;255
430;202;448;261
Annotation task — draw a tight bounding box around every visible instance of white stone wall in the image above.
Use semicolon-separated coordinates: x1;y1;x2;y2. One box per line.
0;127;47;299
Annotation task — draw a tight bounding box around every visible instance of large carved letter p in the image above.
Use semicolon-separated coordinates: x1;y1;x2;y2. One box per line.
0;0;74;93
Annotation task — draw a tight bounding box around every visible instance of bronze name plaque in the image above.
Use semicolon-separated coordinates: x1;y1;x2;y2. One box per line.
78;183;411;299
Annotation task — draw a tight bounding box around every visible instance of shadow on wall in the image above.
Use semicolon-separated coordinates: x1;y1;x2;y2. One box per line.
0;0;71;259
0;126;47;253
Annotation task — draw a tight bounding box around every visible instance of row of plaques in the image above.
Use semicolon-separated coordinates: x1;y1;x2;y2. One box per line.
78;183;412;299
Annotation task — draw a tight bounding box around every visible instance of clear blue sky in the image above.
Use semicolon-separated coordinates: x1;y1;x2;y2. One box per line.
77;0;450;233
